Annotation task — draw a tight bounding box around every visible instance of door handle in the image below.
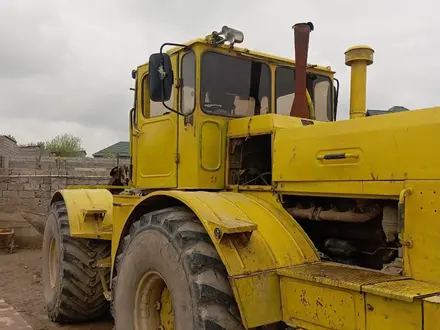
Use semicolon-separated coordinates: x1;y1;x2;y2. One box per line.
316;152;359;160
130;108;142;135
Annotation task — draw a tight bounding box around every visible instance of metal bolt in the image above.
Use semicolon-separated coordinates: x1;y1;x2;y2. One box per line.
214;228;222;239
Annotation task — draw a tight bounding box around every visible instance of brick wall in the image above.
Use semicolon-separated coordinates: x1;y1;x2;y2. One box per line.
0;155;129;248
0;137;19;170
0;136;19;157
18;146;51;157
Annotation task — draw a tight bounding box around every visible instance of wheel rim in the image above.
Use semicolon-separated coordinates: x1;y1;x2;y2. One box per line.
48;237;58;289
134;271;174;330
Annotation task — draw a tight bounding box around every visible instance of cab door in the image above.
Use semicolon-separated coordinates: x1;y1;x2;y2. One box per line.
134;55;178;189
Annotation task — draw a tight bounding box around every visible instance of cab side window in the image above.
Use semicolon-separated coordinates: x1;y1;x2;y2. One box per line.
275;67;296;116
181;52;196;115
275;66;332;121
141;73;175;118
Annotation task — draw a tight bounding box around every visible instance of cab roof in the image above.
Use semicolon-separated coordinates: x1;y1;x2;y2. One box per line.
138;37;334;74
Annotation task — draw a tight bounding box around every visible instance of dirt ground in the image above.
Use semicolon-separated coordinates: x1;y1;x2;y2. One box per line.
0;248;113;330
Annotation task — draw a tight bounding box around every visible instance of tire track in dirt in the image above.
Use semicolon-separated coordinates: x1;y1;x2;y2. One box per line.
0;249;113;330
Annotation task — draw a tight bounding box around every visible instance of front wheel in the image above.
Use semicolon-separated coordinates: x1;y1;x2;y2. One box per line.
113;206;244;330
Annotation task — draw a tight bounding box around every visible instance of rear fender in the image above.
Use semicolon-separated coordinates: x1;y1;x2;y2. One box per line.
50;189;113;240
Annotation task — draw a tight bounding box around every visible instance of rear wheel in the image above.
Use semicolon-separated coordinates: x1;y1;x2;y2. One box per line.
113;206;244;330
42;200;111;322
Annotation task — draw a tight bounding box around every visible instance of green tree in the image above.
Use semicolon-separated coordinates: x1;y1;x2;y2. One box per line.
45;133;83;157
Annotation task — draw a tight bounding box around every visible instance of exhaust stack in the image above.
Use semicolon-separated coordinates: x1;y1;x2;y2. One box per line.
345;45;374;119
290;22;314;118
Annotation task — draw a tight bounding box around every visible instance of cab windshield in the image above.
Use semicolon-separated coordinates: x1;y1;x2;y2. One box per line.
200;51;271;117
200;51;333;120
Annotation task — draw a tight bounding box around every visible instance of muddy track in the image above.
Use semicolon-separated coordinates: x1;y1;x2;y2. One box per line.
0;249;113;330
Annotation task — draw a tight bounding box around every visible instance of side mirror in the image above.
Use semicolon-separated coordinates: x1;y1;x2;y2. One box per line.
149;53;173;102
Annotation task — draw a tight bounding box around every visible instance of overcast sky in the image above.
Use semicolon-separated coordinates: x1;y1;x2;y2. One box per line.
0;0;437;155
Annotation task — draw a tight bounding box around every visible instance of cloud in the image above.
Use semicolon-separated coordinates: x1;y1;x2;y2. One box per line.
0;0;438;154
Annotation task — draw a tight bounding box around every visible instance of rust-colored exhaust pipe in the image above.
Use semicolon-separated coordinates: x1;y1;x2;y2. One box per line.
290;22;314;118
287;206;380;223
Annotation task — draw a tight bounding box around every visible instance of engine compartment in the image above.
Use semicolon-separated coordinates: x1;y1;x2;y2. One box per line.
228;134;272;186
228;134;403;274
282;196;402;274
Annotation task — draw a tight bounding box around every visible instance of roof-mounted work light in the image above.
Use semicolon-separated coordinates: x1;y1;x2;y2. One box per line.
211;25;244;47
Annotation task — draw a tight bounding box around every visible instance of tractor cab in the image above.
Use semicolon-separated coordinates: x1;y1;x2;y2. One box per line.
130;26;337;190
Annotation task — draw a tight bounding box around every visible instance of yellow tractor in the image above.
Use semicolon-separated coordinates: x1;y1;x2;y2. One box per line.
42;22;440;330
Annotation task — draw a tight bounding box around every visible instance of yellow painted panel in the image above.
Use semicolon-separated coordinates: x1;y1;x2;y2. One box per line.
404;180;440;284
53;189;113;240
177;113;199;188
221;192;319;264
362;279;440;302
196;116;228;189
227;113;309;138
278;262;405;292
177;112;227;189
273;106;440;182
110;194;141;278
200;120;222;171
137;115;177;188
230;271;281;328
280;278;365;330
279;180;404;199
365;294;422;330
146;190;318;276
423;295;440;330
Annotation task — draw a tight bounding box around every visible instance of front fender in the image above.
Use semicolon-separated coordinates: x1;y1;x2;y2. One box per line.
51;189;113;240
152;190;319;275
115;190;319;328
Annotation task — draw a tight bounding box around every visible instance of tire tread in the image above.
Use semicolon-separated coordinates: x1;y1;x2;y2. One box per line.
115;206;244;330
45;201;111;323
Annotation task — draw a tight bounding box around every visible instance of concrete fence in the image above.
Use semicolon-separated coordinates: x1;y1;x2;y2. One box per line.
0;154;128;248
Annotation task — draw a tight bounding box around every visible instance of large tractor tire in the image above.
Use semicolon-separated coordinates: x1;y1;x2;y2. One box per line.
113;206;245;330
42;200;111;322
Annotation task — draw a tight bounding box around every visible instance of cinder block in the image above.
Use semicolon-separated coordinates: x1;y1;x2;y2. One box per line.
40;184;51;192
51;184;63;192
19;198;39;208
19;191;35;199
7;176;28;184
7;183;22;191
36;169;50;176
23;182;41;191
10;169;35;176
39;161;50;170
3;191;18;198
34;191;51;199
0;203;18;212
